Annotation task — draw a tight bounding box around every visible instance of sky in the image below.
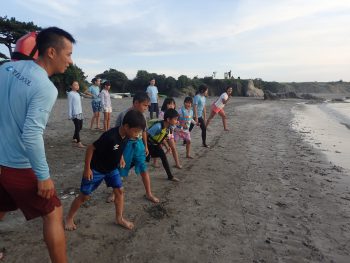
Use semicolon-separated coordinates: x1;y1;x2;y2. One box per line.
1;0;350;82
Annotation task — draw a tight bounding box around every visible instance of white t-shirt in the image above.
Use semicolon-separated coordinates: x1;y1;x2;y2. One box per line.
214;92;229;109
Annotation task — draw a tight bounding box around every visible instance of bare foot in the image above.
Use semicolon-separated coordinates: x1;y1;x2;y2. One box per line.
77;142;85;148
144;194;160;203
0;252;3;260
174;164;183;169
116;218;134;230
186;155;194;159
72;139;78;143
106;193;115;203
64;218;77;231
224;128;230;131
169;177;180;182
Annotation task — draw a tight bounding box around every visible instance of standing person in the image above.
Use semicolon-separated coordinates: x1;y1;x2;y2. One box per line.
68;80;85;148
146;78;159;119
100;81;112;131
65;110;146;231
107;92;159;203
206;86;233;131
0;26;75;263
174;97;196;159
147;109;180;182
193;84;210;148
85;77;102;130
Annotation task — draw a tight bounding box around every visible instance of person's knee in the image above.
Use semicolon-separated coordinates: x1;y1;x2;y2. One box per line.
113;187;124;196
43;205;63;222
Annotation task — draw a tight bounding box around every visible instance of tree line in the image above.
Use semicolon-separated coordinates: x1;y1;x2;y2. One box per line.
1;16;263;97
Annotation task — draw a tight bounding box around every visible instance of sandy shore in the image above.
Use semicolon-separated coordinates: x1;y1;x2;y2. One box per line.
1;96;350;262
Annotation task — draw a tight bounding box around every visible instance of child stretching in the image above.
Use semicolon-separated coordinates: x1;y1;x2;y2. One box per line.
153;98;182;169
65;110;146;231
174;97;196;158
100;81;112;131
193;84;209;148
146;109;180;182
107;92;159;203
206;86;233;131
67;80;85;148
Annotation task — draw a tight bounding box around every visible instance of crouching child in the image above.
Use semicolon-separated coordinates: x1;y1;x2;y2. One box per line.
65;110;146;231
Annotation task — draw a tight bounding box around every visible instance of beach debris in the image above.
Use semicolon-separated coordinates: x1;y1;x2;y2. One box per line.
291;187;299;191
267;205;272;209
325;179;333;182
265;237;271;244
275;201;287;208
340;196;350;201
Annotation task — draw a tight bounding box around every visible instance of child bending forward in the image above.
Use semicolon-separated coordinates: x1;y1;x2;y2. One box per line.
65;110;146;230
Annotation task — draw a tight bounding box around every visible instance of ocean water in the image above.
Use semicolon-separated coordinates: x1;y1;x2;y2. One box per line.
291;100;350;172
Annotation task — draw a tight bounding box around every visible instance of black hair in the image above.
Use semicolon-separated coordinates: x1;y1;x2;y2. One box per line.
163;108;179;121
91;77;101;84
225;86;233;92
70;80;78;85
122;110;146;130
198;84;209;94
36;27;75;56
161;97;176;112
184;96;193;104
133;92;150;104
103;81;111;87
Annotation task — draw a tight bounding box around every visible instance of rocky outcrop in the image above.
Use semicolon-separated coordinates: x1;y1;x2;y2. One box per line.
246;80;264;97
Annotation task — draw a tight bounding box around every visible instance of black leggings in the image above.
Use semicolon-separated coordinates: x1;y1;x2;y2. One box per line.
192;117;206;145
146;143;173;180
72;118;83;143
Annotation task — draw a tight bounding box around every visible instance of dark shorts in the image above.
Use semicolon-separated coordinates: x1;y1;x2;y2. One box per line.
91;100;102;113
0;166;61;220
80;168;122;195
149;103;159;113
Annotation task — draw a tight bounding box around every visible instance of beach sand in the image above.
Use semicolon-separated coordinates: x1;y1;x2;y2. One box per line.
1;97;350;262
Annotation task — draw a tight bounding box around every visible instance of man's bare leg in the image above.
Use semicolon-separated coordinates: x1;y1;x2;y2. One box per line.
0;211;6;221
43;206;67;263
114;188;134;229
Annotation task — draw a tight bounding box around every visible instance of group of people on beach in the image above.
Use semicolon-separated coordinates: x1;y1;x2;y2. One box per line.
0;26;232;262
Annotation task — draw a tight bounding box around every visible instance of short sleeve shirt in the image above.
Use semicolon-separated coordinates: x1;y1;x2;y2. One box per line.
193;94;206;118
88;85;101;102
146;85;158;103
214;92;229;109
91;127;127;173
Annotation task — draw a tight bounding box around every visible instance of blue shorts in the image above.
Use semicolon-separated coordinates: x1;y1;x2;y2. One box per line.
119;139;147;177
80;169;122;195
91;100;102;113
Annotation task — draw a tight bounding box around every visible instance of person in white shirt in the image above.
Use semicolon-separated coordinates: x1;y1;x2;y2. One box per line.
146;78;159;119
68;80;85;148
100;81;112;131
206;86;233;131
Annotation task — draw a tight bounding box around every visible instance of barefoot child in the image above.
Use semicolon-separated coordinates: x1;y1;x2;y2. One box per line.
174;97;196;159
100;81;112;131
206;86;233;131
68;80;85;148
153;97;182;169
107;92;159;203
146;108;180;182
65;110;146;230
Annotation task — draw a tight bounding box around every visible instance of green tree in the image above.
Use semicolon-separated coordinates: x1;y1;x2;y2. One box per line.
0;16;41;59
96;68;128;92
50;64;88;96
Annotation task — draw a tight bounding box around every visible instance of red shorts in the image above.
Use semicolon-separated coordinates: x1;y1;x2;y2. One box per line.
211;103;224;114
0;166;61;220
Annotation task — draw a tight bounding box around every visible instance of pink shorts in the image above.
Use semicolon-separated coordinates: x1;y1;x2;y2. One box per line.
174;129;191;142
211;103;224;114
0;166;61;220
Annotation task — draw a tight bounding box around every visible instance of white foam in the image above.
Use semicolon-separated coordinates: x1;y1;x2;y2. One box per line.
291;102;350;171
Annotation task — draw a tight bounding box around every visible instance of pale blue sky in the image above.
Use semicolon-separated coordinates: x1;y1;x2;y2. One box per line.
1;0;350;82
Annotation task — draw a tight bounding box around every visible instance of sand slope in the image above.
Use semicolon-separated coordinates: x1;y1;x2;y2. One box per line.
1;97;350;262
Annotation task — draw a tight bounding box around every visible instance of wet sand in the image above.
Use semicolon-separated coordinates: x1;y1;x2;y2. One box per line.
1;97;350;262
